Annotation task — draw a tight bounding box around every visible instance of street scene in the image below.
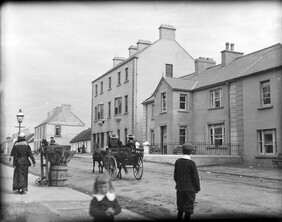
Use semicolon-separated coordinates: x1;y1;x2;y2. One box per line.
2;154;282;221
1;2;282;222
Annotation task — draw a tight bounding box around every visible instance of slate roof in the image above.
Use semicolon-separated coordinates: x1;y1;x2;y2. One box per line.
188;43;282;90
142;43;282;104
36;106;85;127
69;128;91;143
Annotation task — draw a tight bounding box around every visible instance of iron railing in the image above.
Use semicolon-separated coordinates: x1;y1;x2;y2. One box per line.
148;141;240;155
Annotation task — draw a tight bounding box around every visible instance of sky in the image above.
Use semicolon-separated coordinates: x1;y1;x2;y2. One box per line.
1;1;281;141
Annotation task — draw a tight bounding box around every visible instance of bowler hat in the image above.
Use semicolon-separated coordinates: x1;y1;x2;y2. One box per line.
182;143;194;151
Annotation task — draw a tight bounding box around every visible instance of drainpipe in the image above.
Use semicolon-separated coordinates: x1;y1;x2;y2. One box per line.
226;82;231;154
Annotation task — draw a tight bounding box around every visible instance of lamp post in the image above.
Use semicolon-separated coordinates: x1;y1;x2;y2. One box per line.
16;109;24;134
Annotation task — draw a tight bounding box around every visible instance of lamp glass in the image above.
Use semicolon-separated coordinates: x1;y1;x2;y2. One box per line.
16;109;24;123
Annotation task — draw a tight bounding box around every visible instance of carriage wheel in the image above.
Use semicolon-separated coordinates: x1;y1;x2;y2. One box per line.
133;157;143;180
108;156;118;180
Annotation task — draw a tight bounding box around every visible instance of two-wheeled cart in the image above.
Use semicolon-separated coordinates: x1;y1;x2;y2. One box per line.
103;136;144;180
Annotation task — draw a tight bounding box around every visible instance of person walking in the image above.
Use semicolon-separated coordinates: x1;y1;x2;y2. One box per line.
174;143;200;221
89;174;121;221
10;132;36;194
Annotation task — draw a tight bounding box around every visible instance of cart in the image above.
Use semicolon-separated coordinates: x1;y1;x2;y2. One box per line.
35;140;49;186
103;136;144;180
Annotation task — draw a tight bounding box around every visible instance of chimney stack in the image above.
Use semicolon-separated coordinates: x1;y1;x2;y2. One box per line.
159;24;176;40
62;104;71;111
136;40;151;51
128;45;137;57
113;57;125;67
221;42;243;66
195;57;216;74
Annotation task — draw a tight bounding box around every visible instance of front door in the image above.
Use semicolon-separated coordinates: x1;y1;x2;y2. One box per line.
161;126;167;154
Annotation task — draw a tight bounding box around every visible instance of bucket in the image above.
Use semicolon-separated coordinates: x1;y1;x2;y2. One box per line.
48;165;68;187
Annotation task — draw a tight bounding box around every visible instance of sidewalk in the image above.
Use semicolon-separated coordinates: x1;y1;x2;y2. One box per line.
74;153;282;181
1;164;149;222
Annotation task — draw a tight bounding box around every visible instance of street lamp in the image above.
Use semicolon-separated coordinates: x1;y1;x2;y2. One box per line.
16;109;24;134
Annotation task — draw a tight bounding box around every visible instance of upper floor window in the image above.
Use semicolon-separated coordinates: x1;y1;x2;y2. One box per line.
100;81;103;94
97;104;104;120
258;129;276;155
108;77;112;90
95;84;98;96
125;68;129;82
114;97;122;115
124;95;128;113
55;125;61;137
210;88;222;108
179;93;188;111
161;92;167;112
260;80;271;106
108;101;111;118
209;124;225;146
179;126;187;145
117;72;121;85
165;64;173;77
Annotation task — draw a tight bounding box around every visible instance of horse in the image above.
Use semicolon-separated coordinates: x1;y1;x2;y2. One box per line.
92;147;107;173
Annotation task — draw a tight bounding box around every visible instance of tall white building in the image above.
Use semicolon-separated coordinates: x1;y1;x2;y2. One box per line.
91;25;195;147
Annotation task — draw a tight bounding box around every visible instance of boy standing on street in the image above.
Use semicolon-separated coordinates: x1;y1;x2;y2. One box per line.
174;143;201;221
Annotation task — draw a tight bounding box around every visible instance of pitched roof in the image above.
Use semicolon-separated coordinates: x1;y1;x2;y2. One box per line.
164;77;198;91
36;106;85;127
191;43;282;90
69;128;91;143
151;76;197;97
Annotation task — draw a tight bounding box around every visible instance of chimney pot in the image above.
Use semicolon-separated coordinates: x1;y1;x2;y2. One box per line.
226;42;230;51
230;43;234;51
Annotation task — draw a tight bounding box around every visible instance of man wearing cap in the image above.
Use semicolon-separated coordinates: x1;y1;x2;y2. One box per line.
174;143;200;221
10;132;36;194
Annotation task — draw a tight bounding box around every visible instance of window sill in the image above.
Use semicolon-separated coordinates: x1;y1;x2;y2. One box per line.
124;80;129;84
178;110;189;113
257;105;273;110
108;88;112;91
160;111;167;115
107;117;111;119
208;106;224;111
95;95;98;97
151;118;155;121
255;155;275;159
117;84;121;87
100;92;103;95
124;112;128;115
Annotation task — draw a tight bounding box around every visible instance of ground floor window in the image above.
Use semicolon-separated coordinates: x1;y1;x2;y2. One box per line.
209;124;225;146
258;129;276;155
179;126;187;145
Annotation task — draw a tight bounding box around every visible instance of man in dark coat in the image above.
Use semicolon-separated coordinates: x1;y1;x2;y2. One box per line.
174;143;200;220
10;132;36;194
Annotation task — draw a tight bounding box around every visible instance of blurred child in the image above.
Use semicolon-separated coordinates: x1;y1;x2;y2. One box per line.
89;174;121;221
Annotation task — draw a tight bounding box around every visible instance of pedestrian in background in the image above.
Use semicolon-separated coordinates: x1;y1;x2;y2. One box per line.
50;136;56;145
89;174;121;221
174;143;200;221
10;132;36;194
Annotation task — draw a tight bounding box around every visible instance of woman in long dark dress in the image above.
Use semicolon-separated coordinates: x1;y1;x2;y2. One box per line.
10;132;36;194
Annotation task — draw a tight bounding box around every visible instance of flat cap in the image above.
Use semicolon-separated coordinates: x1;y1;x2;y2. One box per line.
182;143;194;151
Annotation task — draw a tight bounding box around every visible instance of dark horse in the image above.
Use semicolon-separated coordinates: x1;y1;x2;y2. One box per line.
92;147;107;173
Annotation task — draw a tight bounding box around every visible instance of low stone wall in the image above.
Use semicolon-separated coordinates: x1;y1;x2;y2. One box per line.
143;154;243;166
